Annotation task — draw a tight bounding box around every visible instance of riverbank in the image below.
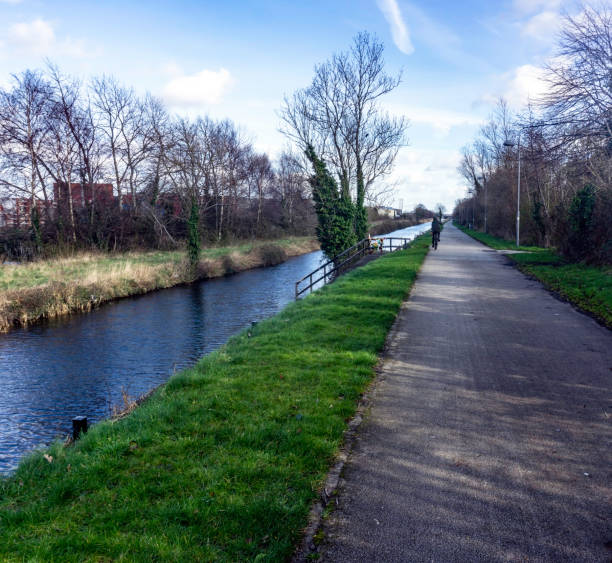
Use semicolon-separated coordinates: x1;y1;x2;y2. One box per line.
0;237;319;333
370;218;417;235
0;234;430;561
455;224;612;328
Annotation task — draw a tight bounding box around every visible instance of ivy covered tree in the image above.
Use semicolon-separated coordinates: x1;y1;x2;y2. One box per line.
187;197;201;268
281;32;408;243
567;184;596;260
305;146;356;260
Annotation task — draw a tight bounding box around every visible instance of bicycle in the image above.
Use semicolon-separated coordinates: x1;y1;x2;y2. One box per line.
432;231;440;250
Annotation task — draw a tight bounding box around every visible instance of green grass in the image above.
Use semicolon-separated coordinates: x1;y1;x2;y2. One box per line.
453;224;542;252
0;235;431;562
456;223;612;327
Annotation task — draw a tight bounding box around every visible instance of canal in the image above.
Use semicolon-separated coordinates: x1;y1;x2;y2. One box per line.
0;223;431;473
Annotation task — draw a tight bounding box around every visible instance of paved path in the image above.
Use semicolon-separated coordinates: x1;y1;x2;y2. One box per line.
319;223;612;562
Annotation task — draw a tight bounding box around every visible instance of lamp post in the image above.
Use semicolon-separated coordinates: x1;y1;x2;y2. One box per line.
503;138;521;247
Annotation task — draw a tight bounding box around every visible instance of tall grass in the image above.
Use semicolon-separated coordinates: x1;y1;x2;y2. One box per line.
0;235;430;562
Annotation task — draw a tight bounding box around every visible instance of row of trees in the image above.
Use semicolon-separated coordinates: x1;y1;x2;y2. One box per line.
0;65;315;258
456;6;612;264
1;32;409;262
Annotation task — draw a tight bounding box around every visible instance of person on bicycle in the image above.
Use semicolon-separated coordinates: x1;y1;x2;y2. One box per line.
431;216;441;249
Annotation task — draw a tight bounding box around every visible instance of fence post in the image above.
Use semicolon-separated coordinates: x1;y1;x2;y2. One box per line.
72;416;88;441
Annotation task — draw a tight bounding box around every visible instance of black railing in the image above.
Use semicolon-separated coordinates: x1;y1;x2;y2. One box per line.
295;236;413;299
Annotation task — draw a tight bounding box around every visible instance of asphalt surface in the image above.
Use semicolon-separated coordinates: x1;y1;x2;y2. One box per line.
319;223;612;562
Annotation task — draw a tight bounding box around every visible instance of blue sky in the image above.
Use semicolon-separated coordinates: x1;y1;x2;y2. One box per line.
0;0;588;211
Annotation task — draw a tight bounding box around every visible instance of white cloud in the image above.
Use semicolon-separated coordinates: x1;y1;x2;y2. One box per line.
1;18;93;58
163;68;234;107
522;10;562;39
513;0;561;15
506;64;548;106
481;64;548;108
408;106;481;134
0;0;23;4
161;60;182;77
7;18;55;55
377;0;414;55
392;148;465;211
384;100;481;136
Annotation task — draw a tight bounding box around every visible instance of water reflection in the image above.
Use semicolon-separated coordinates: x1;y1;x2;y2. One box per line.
0;223;430;473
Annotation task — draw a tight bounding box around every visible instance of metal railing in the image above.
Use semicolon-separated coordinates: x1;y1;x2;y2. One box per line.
295;236;413;299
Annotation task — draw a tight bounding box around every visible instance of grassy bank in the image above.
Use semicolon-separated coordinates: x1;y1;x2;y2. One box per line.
0;237;319;332
456;224;612;327
0;235;430;562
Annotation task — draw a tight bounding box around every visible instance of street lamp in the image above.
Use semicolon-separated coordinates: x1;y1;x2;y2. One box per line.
503;138;521;247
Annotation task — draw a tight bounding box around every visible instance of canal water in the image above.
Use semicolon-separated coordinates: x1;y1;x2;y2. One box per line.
0;223;431;474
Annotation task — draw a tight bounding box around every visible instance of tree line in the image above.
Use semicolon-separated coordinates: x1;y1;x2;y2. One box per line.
0;65;315;259
1;32;411;263
456;5;612;264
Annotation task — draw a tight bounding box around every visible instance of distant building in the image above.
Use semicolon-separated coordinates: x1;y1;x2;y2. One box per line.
375;206;402;219
53;182;114;208
14;198;33;228
0;198;47;229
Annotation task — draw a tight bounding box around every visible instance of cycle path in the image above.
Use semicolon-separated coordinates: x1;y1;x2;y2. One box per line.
319;223;612;562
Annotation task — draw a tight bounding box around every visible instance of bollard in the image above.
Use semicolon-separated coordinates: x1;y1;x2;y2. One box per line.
72;416;88;441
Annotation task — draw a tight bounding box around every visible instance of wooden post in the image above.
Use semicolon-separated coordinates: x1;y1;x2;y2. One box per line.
72;416;88;440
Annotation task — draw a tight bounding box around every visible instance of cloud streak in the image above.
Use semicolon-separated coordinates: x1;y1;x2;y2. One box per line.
377;0;414;55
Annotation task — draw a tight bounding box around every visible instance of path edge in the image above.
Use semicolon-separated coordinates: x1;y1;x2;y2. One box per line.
291;293;414;562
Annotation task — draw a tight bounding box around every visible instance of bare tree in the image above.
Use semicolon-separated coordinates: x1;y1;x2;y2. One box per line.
276;150;310;230
47;63;104;235
91;75;151;212
280;31;408;239
0;70;54;235
544;5;612;141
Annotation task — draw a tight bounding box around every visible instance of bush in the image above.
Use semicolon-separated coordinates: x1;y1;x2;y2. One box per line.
257;244;287;266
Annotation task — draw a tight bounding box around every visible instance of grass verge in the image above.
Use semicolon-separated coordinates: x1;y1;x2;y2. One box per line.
0;237;319;332
0;235;430;562
455;223;612;328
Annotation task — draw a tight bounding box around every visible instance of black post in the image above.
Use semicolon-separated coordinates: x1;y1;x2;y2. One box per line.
72;416;88;440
